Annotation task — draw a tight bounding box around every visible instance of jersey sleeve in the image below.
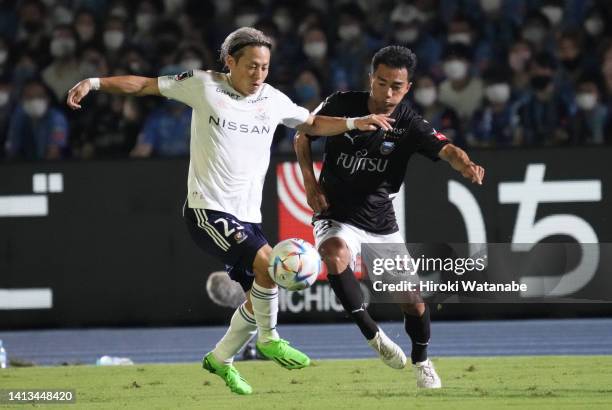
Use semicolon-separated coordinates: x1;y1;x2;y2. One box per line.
157;70;203;108
409;115;450;161
273;89;310;128
312;92;342;116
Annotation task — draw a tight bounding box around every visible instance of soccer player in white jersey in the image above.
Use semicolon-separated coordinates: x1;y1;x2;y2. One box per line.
66;27;393;395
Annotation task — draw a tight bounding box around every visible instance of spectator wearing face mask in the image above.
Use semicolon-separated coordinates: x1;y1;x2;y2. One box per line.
0;35;12;79
386;3;442;77
74;9;99;50
538;0;566;30
131;99;191;158
411;74;463;147
507;39;534;104
331;3;381;91
5;78;68;160
582;5;610;49
15;0;50;68
438;44;484;126
274;69;325;154
445;14;490;72
177;45;213;73
132;0;161;57
301;26;333;97
0;76;14;158
271;4;301;64
42;24;90;101
520;11;555;54
470;67;520;147
516;53;571;146
557;31;592;88
102;16;128;64
569;77;608;145
476;0;521;73
602;44;612;117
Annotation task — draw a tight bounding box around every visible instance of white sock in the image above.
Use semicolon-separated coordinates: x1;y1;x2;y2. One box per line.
211;302;257;365
250;281;280;343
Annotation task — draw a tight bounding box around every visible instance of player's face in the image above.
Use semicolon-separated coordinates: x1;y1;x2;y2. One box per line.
369;64;411;113
226;46;270;96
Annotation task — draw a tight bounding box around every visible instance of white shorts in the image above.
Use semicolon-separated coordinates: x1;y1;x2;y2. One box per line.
313;219;405;270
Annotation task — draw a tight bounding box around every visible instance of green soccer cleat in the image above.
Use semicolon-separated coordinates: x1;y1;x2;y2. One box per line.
202;353;252;395
256;338;311;370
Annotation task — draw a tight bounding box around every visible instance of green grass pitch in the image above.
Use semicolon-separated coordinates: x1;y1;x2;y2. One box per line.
1;356;611;409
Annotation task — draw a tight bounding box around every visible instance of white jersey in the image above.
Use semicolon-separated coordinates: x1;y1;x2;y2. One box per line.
158;70;309;223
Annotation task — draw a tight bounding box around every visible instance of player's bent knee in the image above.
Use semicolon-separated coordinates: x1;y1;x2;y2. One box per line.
253;244;276;288
319;238;351;275
400;302;426;317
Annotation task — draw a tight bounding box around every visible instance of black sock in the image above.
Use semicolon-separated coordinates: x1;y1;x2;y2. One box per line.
328;267;378;340
404;304;431;364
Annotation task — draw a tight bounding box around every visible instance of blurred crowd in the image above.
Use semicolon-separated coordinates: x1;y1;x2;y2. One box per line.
0;0;611;160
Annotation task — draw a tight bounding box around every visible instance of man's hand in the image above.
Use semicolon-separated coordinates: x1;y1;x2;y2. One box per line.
66;79;92;110
460;161;485;185
439;144;485;185
305;181;329;214
354;114;395;131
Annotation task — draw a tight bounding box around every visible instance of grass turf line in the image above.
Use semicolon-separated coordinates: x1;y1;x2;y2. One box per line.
1;356;611;409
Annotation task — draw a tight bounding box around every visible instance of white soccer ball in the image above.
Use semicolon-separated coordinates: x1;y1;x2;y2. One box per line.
268;238;321;291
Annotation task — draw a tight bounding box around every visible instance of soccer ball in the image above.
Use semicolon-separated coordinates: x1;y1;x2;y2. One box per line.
268;238;321;291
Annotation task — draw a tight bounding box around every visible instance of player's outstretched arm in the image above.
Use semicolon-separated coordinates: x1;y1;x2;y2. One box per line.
294;131;329;213
296;114;395;136
439;144;485;185
66;76;161;110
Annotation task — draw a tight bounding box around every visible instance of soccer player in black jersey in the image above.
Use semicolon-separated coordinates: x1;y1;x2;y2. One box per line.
295;46;484;389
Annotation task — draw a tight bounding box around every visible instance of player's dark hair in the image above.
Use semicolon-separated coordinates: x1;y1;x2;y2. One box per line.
370;46;417;77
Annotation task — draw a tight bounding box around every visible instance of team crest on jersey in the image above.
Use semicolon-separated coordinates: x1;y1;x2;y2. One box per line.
380;141;396;155
174;70;193;81
234;231;248;244
254;109;270;122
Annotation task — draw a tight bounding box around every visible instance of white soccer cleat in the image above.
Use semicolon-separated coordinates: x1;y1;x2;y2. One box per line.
413;359;442;388
367;329;407;369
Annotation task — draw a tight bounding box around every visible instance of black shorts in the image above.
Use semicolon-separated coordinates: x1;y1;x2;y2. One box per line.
183;203;268;291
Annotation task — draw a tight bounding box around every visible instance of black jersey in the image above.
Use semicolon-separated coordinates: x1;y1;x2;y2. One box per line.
311;91;450;234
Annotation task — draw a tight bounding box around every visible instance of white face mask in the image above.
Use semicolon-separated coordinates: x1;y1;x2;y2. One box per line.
485;83;511;104
23;98;48;118
0;50;7;64
447;33;471;45
576;93;597;110
585;17;604;36
181;58;202;70
212;0;231;15
136;13;155;31
273;13;292;33
104;30;125;50
54;6;73;24
0;91;9;106
396;28;418;43
50;38;76;58
480;0;502;13
414;87;437;107
522;26;546;44
541;6;563;25
443;60;468;80
235;13;259;27
303;41;327;59
338;24;360;41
